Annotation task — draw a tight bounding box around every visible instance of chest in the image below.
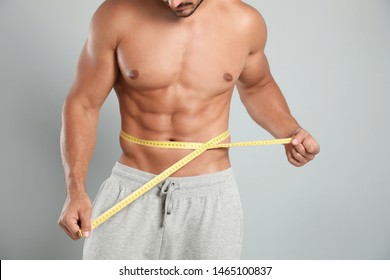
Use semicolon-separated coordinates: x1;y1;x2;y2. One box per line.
115;21;249;93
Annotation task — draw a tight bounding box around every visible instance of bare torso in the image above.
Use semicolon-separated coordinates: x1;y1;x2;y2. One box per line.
113;0;251;176
59;0;319;240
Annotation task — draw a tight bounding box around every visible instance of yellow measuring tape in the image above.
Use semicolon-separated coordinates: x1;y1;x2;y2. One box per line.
78;130;291;237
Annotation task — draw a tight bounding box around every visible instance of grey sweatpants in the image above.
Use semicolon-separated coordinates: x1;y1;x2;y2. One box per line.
83;162;243;260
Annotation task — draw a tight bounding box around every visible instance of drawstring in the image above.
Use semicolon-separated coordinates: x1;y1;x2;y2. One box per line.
159;179;179;226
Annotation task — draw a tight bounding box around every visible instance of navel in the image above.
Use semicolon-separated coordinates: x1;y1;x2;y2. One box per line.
223;73;233;82
128;70;139;80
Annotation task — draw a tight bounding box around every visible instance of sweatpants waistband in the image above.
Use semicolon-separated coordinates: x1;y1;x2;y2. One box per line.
110;162;237;197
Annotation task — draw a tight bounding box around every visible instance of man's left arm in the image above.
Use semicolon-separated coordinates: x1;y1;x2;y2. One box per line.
236;12;320;167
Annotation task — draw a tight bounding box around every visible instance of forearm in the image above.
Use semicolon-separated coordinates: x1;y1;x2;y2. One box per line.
239;79;301;138
60;95;99;194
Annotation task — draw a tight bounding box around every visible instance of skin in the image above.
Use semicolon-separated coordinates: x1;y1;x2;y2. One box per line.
58;0;320;240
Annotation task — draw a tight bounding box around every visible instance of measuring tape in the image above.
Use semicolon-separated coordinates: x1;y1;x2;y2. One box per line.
78;130;291;237
120;130;292;149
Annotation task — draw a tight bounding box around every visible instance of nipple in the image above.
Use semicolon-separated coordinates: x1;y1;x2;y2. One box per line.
223;73;233;82
128;70;139;80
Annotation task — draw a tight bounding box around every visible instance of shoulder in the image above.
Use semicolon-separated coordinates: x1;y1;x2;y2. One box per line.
228;1;268;53
91;0;133;28
88;0;138;46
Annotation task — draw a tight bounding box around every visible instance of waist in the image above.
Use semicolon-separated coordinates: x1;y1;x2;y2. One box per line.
110;162;238;201
112;162;235;187
118;130;231;176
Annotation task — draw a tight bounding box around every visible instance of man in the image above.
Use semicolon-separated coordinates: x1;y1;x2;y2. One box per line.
58;0;320;259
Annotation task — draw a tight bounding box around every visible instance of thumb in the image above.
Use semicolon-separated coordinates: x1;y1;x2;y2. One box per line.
79;211;92;238
291;128;305;146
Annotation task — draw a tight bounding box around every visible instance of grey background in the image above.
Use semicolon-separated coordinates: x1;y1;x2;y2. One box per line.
0;0;389;259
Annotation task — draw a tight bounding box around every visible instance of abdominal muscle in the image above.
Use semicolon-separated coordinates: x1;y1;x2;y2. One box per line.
116;87;234;177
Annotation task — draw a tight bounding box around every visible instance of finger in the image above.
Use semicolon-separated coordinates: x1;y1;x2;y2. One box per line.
293;144;316;161
293;132;319;158
58;216;78;240
292;148;308;164
291;130;306;146
286;148;304;167
293;143;307;157
302;138;320;155
67;216;82;240
79;211;92;238
59;221;80;240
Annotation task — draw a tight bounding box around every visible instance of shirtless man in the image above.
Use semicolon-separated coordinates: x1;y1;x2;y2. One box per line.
58;0;320;259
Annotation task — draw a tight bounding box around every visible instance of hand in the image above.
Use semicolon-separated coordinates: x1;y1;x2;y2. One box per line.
58;190;92;240
285;128;320;167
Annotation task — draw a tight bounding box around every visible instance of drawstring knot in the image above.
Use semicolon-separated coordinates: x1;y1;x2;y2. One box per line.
159;179;179;226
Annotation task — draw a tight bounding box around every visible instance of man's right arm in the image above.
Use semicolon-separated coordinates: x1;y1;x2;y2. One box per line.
58;2;120;240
